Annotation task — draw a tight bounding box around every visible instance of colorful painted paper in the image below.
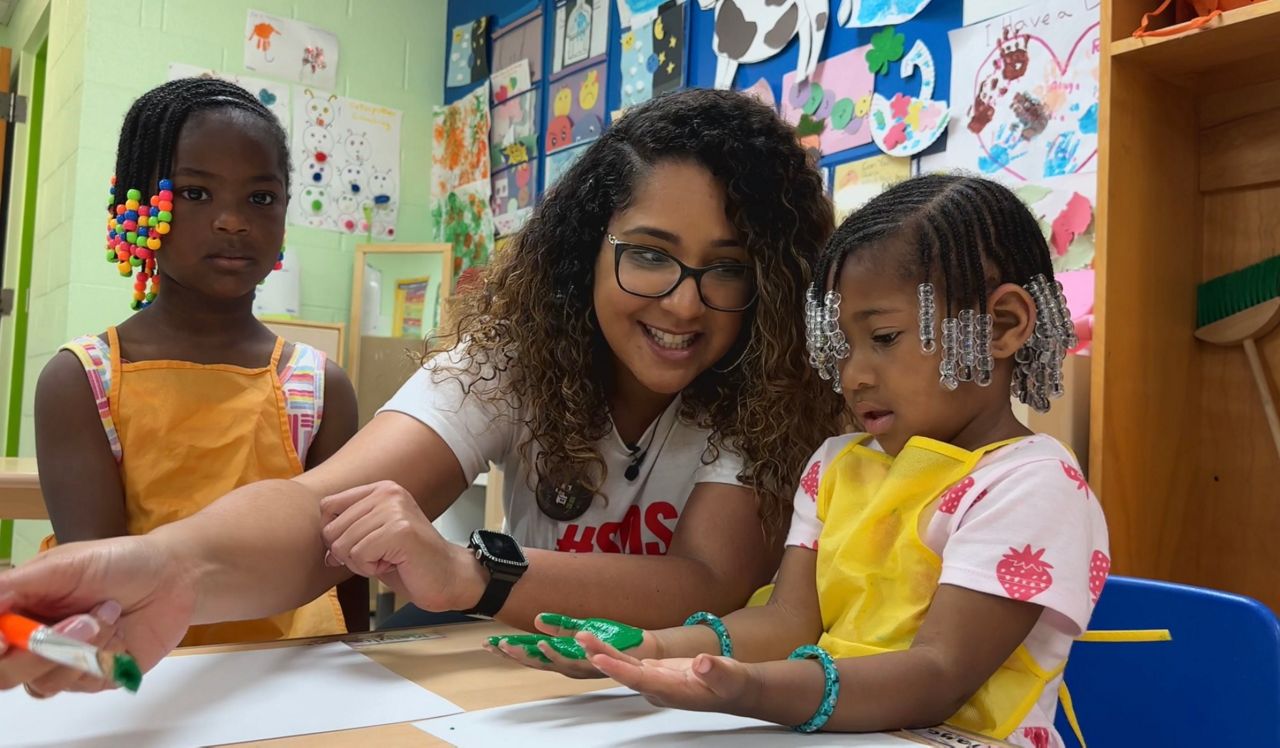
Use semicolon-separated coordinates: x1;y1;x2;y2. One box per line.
699;0;828;90
431;87;492;200
393;277;431;339
491;59;532;103
1013;172;1097;273
553;0;609;76
940;0;1101;181
836;0;933;27
832;155;912;223
244;10;339;89
290;88;402;239
491;90;539;170
868;39;950;157
619;3;686;109
493;10;544;84
434;180;495;284
545;141;592;190
492;161;538;236
447;17;491;88
546;63;607;154
167;63;290;133
431;87;494;282
781;46;875;158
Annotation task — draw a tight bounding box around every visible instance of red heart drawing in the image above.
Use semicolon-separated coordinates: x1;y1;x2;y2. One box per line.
968;22;1101;181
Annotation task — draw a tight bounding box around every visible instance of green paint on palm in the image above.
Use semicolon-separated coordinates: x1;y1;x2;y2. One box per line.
489;615;644;664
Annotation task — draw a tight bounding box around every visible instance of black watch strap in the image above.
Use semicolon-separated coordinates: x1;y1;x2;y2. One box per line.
463;569;520;617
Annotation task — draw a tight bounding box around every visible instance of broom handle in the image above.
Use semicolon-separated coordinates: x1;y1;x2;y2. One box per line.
1243;337;1280;460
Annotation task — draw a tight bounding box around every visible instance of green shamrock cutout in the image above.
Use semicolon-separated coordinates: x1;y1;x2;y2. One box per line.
489;615;644;663
866;26;906;76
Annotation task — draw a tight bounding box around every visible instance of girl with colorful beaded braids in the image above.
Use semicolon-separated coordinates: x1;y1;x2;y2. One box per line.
492;175;1109;748
31;78;365;650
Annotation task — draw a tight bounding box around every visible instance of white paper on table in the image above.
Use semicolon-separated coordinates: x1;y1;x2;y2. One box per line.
414;686;917;747
1;643;461;748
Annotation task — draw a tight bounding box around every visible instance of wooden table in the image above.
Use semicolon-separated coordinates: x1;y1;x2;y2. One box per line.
199;621;1004;747
0;457;44;520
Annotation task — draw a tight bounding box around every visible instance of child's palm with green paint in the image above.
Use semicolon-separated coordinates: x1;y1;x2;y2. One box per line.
487;613;657;679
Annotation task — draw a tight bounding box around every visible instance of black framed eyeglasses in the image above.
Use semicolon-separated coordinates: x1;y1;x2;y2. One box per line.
607;234;757;312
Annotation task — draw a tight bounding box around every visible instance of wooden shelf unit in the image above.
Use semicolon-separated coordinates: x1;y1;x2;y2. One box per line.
1093;1;1280;610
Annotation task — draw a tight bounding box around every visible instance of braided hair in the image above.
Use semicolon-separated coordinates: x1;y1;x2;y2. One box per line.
106;78;290;309
112;77;289;200
806;174;1077;412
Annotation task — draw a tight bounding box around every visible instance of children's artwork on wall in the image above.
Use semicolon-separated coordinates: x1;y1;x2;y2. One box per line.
553;0;609;76
447;16;491;88
832;155;911;222
435;180;495;284
867;39;950;157
431;87;492;200
244;10;338;89
935;0;1100;181
697;0;828;90
492;161;538;236
491;90;539;170
289;88;402;239
1056;268;1093;355
617;0;678;28
835;0;933;27
493;10;544;84
1013;172;1096;272
780;46;875;159
167;64;291;133
431;86;493;283
545;141;591;190
545;63;607;154
739;77;777;111
619;3;686;110
491;59;533;103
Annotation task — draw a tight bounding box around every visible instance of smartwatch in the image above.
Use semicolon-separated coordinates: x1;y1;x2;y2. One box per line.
462;529;529;617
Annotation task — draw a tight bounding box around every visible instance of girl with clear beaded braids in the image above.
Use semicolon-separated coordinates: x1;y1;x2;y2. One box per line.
490;174;1109;748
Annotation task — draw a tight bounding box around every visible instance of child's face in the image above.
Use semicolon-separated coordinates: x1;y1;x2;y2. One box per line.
592;160;748;399
160;109;287;299
832;251;1033;456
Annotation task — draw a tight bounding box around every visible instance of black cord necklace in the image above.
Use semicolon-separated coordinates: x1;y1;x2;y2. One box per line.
623;417;662;482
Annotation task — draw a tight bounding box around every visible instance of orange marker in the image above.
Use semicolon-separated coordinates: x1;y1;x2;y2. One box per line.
0;612;142;693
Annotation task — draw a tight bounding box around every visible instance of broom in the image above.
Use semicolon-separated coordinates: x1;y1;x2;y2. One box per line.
1195;255;1280;459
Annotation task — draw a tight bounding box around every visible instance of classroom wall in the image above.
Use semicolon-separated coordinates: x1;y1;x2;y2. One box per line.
1;0;448;562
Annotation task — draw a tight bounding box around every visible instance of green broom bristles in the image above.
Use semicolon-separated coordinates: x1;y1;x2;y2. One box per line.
1196;255;1280;329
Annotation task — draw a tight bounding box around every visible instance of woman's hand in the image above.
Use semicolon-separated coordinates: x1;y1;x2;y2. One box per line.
486;613;659;679
0;535;195;696
320;481;485;613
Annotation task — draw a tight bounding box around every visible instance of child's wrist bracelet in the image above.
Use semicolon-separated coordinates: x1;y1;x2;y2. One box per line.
683;611;733;658
788;644;839;733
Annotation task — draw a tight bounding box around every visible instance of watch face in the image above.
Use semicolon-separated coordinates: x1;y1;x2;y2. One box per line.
476;529;527;565
536;480;594;521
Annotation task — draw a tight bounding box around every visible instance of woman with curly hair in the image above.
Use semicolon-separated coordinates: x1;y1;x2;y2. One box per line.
0;89;843;691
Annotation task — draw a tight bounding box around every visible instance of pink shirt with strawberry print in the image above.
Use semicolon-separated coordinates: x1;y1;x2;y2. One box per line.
786;434;1110;748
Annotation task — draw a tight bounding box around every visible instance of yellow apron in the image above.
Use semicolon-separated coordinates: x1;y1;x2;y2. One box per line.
98;328;343;646
814;434;1052;739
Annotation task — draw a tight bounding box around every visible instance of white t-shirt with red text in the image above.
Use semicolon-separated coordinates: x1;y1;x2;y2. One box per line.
786;434;1110;748
380;348;745;554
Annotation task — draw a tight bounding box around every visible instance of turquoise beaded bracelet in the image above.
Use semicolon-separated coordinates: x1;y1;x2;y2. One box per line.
683;611;733;658
788;644;839;733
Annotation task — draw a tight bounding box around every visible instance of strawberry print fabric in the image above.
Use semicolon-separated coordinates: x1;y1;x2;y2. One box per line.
786;433;1109;748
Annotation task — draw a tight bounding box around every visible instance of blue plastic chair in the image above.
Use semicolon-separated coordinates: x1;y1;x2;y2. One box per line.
1055;576;1280;747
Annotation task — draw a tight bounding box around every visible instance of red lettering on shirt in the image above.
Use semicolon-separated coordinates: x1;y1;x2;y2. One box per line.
555;524;597;553
644;501;677;555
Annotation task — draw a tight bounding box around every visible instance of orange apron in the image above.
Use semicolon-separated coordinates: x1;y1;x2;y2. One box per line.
54;328;345;646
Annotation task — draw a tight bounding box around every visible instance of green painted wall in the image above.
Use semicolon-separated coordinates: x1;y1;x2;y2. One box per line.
1;0;447;563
